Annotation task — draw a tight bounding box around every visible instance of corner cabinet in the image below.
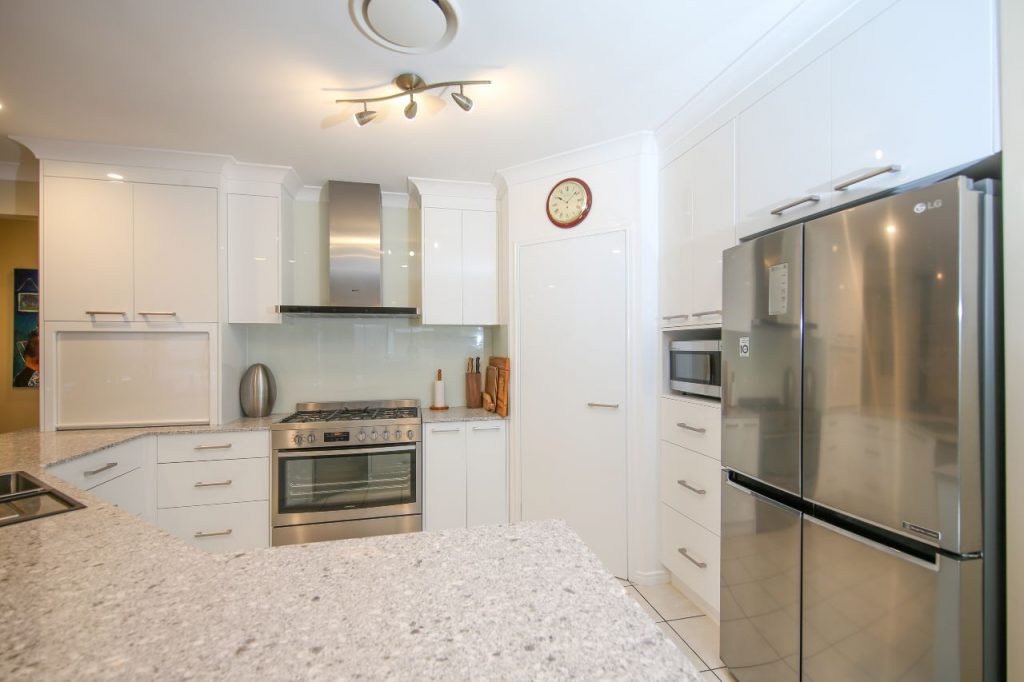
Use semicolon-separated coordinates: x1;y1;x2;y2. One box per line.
423;419;507;531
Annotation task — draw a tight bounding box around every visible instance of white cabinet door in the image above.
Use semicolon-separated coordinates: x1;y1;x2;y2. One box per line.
659;150;693;326
158;499;269;551
423;423;467;531
829;0;997;204
519;231;628;577
228;194;280;324
736;56;831;239
689;120;736;324
421;207;463;325
461;210;498;325
133;184;218;323
466;420;507;527
89;466;151;520
42;176;134;322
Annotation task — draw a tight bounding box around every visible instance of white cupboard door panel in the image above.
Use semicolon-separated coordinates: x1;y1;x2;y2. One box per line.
466;420;507;527
659;442;722;535
461;210;498;325
660;503;720;613
157;431;269;463
660;397;722;460
423;423;467;531
158;500;269;552
88;466;150;520
519;231;627;577
42;176;133;322
157;458;269;509
830;0;996;204
659;153;693;325
48;440;147;491
133;184;218;323
736;56;831;239
228;194;280;324
421;208;463;325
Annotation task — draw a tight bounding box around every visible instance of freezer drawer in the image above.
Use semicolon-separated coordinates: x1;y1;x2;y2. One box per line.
720;473;801;681
802;516;981;682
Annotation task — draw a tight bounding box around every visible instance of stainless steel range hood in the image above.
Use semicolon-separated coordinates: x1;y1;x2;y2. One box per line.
278;180;418;317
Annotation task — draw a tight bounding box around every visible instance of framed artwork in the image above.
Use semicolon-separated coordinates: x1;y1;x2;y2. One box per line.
13;268;39;388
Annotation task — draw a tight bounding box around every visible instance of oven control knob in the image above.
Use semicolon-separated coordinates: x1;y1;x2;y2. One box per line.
293;434;303;445
395;430;402;440
370;431;378;441
382;430;390;440
357;432;367;442
306;434;316;444
407;430;415;440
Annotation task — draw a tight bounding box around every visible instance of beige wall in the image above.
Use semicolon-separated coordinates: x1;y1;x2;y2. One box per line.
0;217;39;432
1002;0;1022;676
0;179;39;218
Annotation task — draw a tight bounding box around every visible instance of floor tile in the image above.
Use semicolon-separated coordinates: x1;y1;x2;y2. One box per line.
701;671;722;681
625;585;662;622
711;667;738;681
670;615;724;669
657;622;708;672
636;582;703;621
617;577;631;586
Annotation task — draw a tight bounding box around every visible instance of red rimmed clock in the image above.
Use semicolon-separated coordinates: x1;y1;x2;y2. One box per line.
546;177;592;228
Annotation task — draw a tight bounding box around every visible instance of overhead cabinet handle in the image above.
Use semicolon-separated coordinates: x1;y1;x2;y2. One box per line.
587;402;620;409
662;314;689;320
676;422;707;434
677;547;707;569
194;479;232;488
194;443;233;451
677;479;707;495
137;311;177;316
83;462;118;476
833;164;901;191
691;309;722;317
193;529;233;538
85;310;127;316
770;195;820;216
471;426;501;431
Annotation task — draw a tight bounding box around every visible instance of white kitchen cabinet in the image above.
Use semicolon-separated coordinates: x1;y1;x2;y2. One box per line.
465;420;507;526
423;422;468;530
421;208;464;325
157;457;269;509
461;211;499;325
42;176;134;322
88;466;151;521
736;56;831;239
829;0;997;204
132;183;218;323
47;436;157;522
228;193;281;324
659;150;693;327
158;499;269;552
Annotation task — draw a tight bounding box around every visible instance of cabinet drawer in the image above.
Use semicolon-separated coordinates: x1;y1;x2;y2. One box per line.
158;500;269;552
660;398;721;458
48;440;148;490
158;457;268;509
659;442;721;534
660;503;720;612
157;431;269;463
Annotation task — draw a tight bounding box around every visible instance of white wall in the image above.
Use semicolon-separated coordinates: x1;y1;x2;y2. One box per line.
498;132;662;583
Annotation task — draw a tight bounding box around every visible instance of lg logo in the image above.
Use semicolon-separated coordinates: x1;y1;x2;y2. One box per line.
913;199;943;214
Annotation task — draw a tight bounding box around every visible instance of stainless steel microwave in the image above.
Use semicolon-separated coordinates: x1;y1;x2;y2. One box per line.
669;339;722;398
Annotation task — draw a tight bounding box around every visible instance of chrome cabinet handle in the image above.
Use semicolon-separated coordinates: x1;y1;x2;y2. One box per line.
83;462;118;476
193;529;233;538
677;547;707;569
85;310;126;316
471;426;501;431
138;311;177;316
691;309;722;317
193;443;233;451
431;428;461;434
676;422;707;434
770;195;820;216
677;479;707;495
194;480;232;488
587;402;620;409
833;164;901;191
662;313;689;320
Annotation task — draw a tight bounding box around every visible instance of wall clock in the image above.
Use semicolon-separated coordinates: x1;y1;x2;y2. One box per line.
546;177;592;228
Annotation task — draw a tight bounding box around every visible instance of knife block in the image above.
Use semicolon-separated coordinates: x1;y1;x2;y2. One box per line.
465;372;483;409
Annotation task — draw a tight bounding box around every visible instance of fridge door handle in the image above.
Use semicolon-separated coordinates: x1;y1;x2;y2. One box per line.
804;515;940;572
724;476;798;514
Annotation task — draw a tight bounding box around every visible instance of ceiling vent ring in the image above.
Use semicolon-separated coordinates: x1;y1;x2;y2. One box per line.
349;0;461;54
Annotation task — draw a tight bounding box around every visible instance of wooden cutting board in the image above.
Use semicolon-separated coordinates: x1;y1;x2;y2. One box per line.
489;356;510;417
484;366;498;412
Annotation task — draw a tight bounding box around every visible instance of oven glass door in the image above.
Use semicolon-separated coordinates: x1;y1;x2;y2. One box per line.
277;444;418;517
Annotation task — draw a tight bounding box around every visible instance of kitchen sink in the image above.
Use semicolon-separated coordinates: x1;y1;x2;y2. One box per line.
0;471;84;527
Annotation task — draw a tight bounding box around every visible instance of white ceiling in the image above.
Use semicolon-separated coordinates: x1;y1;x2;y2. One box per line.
0;0;810;191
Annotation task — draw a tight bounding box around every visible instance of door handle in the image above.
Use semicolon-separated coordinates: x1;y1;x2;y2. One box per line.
677;480;707;495
194;480;233;488
430;428;461;434
770;195;820;216
833;164;901;191
677;547;707;569
85;310;127;316
137;311;177;317
587;402;620;409
661;314;689;320
691;309;722;317
83;462;118;476
471;426;501;431
193;443;233;451
193;529;233;538
676;422;707;434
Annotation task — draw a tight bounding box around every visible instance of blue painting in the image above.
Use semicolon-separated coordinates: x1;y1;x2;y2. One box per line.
13;268;39;388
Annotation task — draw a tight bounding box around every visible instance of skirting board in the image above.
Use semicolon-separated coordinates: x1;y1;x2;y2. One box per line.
628;567;669;587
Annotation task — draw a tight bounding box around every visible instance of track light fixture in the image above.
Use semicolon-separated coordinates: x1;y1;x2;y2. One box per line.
327;73;489;126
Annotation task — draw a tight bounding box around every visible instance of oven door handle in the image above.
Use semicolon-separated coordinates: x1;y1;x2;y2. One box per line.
275;444;417;459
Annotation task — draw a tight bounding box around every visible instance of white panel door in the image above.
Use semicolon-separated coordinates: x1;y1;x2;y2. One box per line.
89;466;150;520
421;207;463;325
519;231;627;577
133;184;218;323
689;120;736;324
461;210;498;325
829;0;997;204
423;423;467;531
42;176;133;322
466;420;507;527
659;152;693;326
736;56;831;239
228;194;280;324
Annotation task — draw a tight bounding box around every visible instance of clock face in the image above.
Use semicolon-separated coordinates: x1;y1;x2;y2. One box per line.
546;178;592;228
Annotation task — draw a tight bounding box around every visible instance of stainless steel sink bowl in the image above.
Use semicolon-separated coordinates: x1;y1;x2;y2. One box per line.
0;471;84;527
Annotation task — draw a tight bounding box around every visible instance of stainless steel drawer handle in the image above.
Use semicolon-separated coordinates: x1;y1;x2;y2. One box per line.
194;479;233;488
677;480;707;495
833;164;901;191
431;428;461;434
587;402;620;409
677;547;707;569
138;311;177;316
83;462;118;476
662;314;689;320
193;443;233;451
691;309;722;317
676;422;707;434
193;529;233;538
85;310;126;316
770;194;820;216
471;426;501;431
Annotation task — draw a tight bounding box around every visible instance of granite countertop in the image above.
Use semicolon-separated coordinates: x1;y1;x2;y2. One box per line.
422;407;508;424
0;422;697;680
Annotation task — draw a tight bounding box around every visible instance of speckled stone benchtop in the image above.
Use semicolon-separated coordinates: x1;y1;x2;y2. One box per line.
0;422;697;680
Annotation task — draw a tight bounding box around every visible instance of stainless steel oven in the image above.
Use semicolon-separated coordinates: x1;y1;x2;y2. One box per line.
669;339;723;398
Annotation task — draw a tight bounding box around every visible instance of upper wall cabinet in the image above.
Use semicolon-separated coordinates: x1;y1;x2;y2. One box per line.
227;193;283;324
828;0;997;203
42;176;218;323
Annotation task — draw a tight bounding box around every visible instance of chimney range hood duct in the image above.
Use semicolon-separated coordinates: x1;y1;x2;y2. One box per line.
278;180;418;317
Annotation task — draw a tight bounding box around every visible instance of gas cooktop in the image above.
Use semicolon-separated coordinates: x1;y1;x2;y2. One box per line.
279;406;419;424
271;399;422;449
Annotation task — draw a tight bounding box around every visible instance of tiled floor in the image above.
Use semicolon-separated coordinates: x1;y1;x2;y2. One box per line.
619;579;737;681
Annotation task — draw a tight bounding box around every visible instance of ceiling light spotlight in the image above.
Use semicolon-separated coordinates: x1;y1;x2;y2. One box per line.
451;84;473;112
354;102;377;126
404;93;418;120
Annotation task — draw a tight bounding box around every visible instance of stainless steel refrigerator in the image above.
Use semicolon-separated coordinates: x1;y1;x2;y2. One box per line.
720;176;1003;681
